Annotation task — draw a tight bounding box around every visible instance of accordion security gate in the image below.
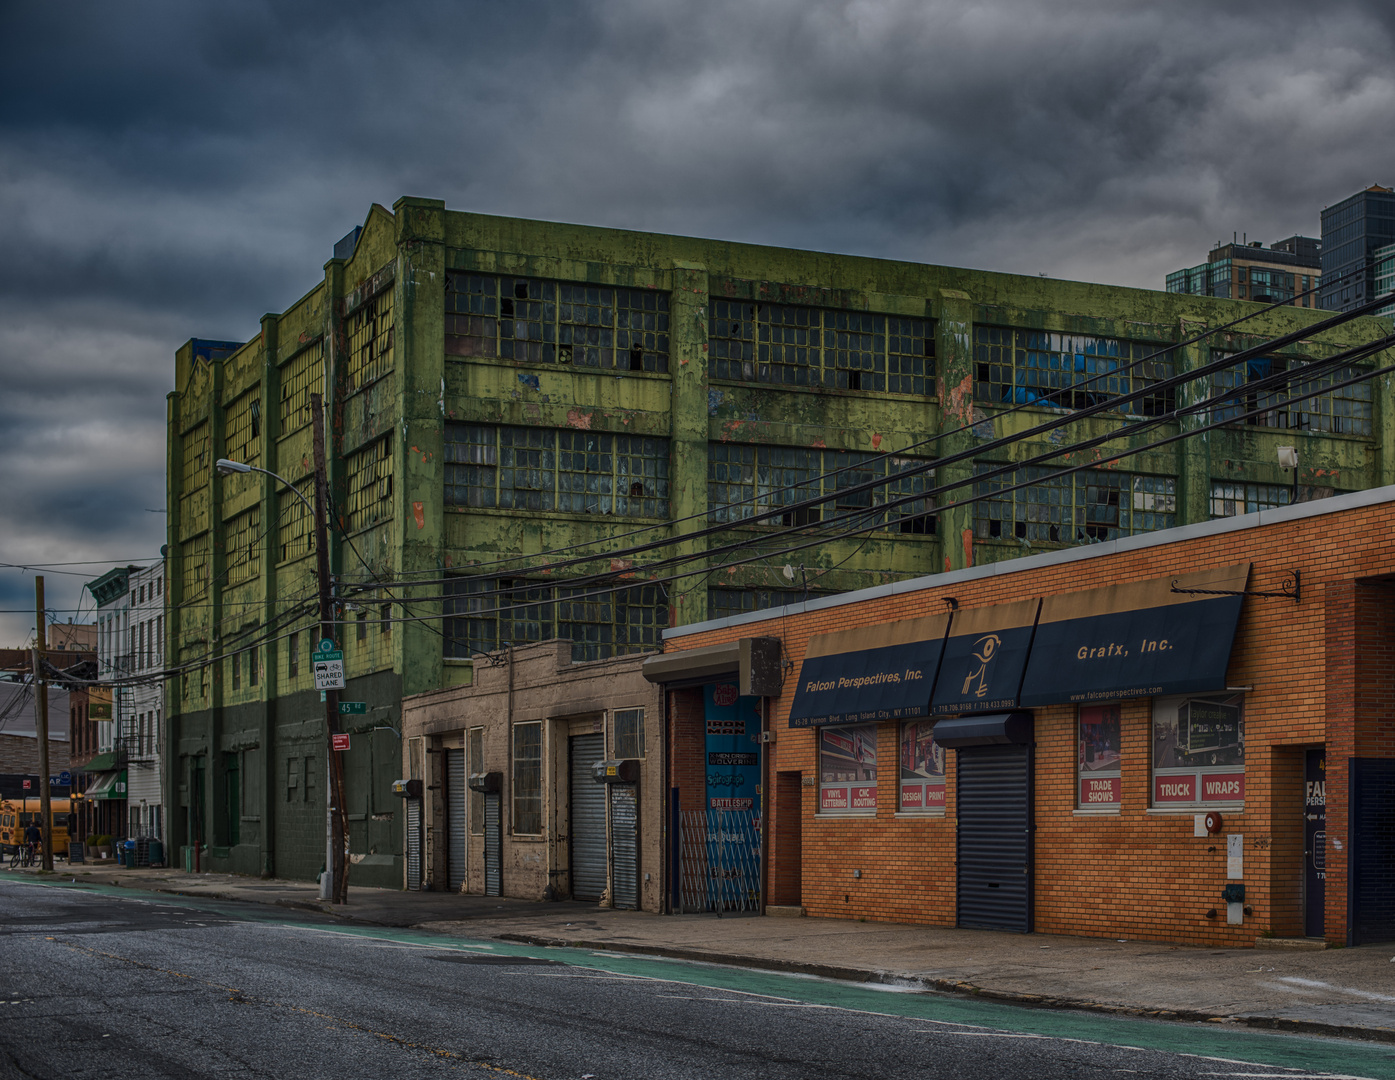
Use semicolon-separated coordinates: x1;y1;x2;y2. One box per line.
678;808;761;913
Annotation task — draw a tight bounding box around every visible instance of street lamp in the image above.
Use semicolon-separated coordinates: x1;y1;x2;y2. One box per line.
213;392;348;903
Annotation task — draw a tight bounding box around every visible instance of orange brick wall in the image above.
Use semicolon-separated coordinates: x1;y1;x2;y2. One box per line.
664;497;1395;946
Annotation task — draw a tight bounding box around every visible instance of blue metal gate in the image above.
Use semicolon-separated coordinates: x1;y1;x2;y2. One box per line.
1350;758;1395;946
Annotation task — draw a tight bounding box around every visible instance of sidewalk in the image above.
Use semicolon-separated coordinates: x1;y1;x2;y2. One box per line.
15;862;1395;1043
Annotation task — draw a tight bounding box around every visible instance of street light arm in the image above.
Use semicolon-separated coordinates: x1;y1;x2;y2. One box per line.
215;459;315;516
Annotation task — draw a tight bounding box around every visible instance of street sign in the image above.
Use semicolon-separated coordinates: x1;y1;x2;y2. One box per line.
58;771;71;786
332;732;350;752
338;702;367;715
313;651;345;690
317;638;336;654
22;779;30;790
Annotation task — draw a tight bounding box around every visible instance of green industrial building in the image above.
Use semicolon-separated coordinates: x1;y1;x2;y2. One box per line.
164;197;1394;886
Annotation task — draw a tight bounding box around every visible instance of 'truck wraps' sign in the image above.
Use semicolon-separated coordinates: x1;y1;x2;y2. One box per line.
1018;564;1250;708
787;613;949;728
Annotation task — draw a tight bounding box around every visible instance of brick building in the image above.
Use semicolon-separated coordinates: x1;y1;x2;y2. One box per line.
651;485;1395;947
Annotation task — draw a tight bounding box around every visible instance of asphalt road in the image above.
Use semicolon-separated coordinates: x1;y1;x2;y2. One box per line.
2;878;1394;1080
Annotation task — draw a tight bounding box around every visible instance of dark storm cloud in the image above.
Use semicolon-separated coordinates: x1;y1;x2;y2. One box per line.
2;0;1392;638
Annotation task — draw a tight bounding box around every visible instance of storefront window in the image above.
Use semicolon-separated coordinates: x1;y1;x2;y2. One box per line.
818;723;878;813
1152;694;1245;806
1078;704;1121;809
898;720;945;813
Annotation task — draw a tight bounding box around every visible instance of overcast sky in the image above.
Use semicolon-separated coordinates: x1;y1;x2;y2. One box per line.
1;0;1392;644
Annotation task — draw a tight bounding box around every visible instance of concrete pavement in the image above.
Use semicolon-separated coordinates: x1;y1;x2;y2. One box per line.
11;861;1395;1043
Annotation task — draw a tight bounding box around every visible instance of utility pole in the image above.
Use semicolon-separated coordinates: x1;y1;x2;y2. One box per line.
32;577;54;872
311;393;349;904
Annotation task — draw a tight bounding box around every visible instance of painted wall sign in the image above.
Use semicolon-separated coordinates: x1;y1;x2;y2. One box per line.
788;614;948;728
930;599;1039;714
1018;564;1250;707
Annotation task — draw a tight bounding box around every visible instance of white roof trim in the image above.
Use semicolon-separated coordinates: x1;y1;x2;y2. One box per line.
664;482;1395;640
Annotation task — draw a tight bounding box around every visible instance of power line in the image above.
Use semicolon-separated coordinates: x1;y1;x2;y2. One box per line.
337;271;1386;584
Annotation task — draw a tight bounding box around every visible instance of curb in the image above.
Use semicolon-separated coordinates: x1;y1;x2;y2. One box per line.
495;932;1395;1046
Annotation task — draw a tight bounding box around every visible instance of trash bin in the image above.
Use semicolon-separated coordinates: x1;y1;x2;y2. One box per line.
122;839;136;867
148;839;164;868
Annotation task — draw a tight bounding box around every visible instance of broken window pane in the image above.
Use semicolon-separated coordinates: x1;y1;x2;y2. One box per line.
973;464;1175;544
973;327;1174;416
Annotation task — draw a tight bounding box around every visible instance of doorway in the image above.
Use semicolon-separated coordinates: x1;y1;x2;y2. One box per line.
1303;748;1325;937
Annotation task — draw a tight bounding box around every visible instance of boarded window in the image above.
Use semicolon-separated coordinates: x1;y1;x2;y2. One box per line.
345;287;394;392
224;506;261;586
345;437;393;533
279;340;324;435
512;722;542;836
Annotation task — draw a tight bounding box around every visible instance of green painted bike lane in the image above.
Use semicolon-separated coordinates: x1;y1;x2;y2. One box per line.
24;878;1395;1079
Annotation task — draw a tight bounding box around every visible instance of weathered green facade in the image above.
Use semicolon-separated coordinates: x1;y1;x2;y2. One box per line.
165;198;1394;885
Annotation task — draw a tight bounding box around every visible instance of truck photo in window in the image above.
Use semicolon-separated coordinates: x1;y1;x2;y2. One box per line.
819;723;878;813
898;720;945;812
1078;704;1122;808
1152;693;1245;806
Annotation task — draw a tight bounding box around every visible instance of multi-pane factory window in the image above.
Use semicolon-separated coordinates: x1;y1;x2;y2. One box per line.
707;588;807;621
444;423;670;518
444;577;668;662
181;534;209;598
1210;354;1373;435
182;421;210;493
277;479;313;563
345;287;394;392
973;327;1175;415
973;464;1176;544
224;392;261;466
1210;481;1291;518
707;301;934;393
345;437;393;533
279;340;324;435
224;507;261;586
707;444;935;533
445;273;671;372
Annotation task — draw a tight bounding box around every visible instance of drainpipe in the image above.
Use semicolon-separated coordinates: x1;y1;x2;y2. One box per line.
759;695;769;915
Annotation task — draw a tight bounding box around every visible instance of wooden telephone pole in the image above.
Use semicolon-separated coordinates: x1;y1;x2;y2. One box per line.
32;577;54;872
311;393;349;903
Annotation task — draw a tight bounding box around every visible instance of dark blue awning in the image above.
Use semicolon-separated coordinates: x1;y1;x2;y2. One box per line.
932;711;1034;748
787;613;949;728
1018;564;1250;708
930;598;1040;715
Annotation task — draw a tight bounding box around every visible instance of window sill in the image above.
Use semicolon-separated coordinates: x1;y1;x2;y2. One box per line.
1073;808;1121;816
446;355;673;380
708;378;937;403
815;811;877;819
445;506;669;525
344;369;395;400
1145;804;1244;814
893;810;946;819
510;834;545;843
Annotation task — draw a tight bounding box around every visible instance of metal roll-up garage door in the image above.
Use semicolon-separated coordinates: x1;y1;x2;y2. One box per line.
610;784;638;910
570;734;607;901
484;793;501;897
445;749;467;892
956;745;1033;933
405;798;423;890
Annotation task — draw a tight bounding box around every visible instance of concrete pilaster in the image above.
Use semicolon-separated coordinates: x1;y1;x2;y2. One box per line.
393;197;447;695
934;290;977;572
668;262;710;627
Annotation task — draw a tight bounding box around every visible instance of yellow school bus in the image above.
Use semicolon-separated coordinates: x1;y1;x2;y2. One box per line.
0;797;72;856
